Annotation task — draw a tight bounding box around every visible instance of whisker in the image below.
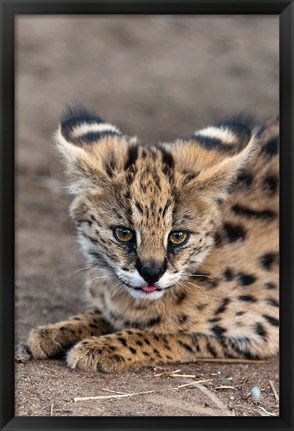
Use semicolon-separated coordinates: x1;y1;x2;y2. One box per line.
181;273;216;281
182;280;209;298
79;274;117;296
108;279;127;299
110;286;125;300
85;275;115;284
68;266;94;278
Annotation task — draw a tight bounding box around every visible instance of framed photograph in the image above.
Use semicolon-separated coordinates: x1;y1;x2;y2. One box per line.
1;1;293;430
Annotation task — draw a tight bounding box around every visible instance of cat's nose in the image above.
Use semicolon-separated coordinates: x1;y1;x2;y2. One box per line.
136;258;167;285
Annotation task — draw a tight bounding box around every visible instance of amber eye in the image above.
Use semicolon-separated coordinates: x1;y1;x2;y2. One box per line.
113;226;134;243
169;230;189;246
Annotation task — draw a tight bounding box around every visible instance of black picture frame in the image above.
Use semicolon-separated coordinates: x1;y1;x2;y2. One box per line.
0;1;293;430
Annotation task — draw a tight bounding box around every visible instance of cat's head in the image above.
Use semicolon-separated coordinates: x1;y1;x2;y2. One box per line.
55;107;258;300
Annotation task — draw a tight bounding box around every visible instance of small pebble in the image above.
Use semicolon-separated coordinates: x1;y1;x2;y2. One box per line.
250;386;261;402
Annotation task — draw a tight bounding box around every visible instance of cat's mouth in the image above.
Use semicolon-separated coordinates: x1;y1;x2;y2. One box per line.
132;284;163;294
129;284;165;300
115;271;177;299
140;285;159;293
117;278;166;299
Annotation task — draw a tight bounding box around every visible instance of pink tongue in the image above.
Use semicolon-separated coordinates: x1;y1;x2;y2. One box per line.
142;285;158;292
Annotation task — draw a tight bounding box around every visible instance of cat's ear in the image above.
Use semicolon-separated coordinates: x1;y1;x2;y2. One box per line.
169;115;259;200
54;107;135;193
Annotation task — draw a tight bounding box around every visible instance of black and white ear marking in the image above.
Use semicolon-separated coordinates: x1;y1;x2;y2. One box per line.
168;114;259;200
187;114;255;154
54;107;124;194
60;106;122;146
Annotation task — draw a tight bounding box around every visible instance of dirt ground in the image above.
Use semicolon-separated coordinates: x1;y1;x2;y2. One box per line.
15;15;279;417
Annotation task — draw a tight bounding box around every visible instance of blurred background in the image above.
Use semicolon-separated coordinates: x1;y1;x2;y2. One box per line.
15;15;279;416
16;16;279;171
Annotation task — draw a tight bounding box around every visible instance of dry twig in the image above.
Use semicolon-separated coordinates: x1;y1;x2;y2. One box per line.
257;405;278;416
241;376;249;400
170;374;196;378
74;390;156;402
101;388;129;395
74;379;213;402
176;379;212;388
269;380;279;402
215;386;235;390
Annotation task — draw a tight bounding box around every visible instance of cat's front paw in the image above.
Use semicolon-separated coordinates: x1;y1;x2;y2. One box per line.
28;324;76;359
66;335;134;373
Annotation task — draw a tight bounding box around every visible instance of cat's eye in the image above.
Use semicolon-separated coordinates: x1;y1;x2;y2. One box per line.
113;226;134;243
169;230;189;246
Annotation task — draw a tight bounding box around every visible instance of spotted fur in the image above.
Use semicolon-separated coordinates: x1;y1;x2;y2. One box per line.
27;109;279;373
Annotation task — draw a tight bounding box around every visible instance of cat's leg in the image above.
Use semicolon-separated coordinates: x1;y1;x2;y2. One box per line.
28;307;112;359
66;329;270;373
